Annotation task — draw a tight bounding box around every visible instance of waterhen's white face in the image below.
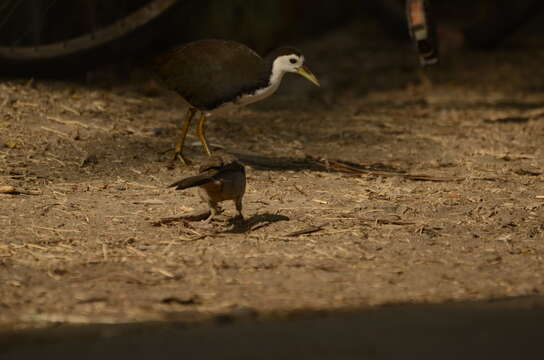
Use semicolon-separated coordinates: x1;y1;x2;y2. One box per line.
271;53;320;87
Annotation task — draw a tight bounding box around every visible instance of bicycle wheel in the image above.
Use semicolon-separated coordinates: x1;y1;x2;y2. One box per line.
0;0;180;75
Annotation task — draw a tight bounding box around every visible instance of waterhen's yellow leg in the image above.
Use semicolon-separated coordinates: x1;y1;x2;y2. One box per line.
174;107;197;165
196;113;212;156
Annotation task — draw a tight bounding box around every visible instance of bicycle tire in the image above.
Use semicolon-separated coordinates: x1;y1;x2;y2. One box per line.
0;0;180;75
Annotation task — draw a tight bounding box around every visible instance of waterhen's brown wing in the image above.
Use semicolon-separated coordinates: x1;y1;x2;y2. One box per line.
154;39;269;110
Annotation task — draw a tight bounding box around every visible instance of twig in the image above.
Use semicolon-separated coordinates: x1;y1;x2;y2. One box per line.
19;313;120;325
152;210;211;226
0;185;41;195
401;174;464;182
248;222;274;232
16;101;39;108
0;96;13;109
0;185;16;194
152;268;175;279
127;246;146;257
60;104;81;116
41;126;70;139
125;181;159;189
133;199;165;205
102;243;108;261
309;156;464;182
360;218;416;226
33;226;80;233
47;116;88;128
286;224;326;237
293;184;307;196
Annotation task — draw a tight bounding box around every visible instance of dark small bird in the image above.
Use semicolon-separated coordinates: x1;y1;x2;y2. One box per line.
153;39;320;164
168;153;246;221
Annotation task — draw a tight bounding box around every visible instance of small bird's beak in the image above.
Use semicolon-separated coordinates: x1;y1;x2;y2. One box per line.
296;64;320;87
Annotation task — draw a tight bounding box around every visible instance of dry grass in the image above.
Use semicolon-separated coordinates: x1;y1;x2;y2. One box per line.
2;24;544;331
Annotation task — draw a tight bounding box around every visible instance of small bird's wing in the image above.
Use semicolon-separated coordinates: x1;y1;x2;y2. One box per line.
153;39;269;110
168;170;220;190
200;154;245;177
169;154;245;191
198;153;242;171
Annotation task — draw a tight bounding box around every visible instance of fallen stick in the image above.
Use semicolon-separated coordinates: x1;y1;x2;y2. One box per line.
285;224;326;237
152;210;211;226
309;156;464;182
0;185;40;195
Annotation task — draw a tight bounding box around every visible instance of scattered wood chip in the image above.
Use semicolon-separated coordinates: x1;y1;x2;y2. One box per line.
16;101;38;108
312;199;328;204
60;104;81;116
125;182;159;189
3;140;17;148
0;96;14;109
41;126;70;139
514;169;542;177
536;196;544;200
293;184;307;195
92;101;106;112
152;268;176;279
47;116;88;128
127;246;146;257
20;313;119;325
0;185;16;194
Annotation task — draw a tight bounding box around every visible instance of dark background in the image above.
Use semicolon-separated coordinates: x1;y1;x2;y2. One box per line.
1;0;544;76
2;2;544;358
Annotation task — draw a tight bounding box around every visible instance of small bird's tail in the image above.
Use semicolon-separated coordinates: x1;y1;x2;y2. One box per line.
168;174;214;190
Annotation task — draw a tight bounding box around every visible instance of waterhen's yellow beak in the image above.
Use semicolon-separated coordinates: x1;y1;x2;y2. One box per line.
296;64;320;87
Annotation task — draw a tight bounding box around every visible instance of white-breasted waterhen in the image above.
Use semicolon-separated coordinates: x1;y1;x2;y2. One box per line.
153;39;320;164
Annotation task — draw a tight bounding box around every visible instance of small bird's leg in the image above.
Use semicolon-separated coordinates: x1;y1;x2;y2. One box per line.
234;197;244;220
174;107;197;165
204;201;220;223
196;113;212;157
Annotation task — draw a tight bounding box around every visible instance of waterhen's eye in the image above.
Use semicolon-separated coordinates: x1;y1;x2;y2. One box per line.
289;58;297;64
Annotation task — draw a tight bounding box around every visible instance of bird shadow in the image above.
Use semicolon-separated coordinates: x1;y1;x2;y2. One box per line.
225;213;290;234
226;152;460;182
230;152;324;172
229;151;405;174
152;211;289;234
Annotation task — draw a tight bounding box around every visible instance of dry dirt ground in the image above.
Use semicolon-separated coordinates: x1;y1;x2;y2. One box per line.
1;24;544;332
